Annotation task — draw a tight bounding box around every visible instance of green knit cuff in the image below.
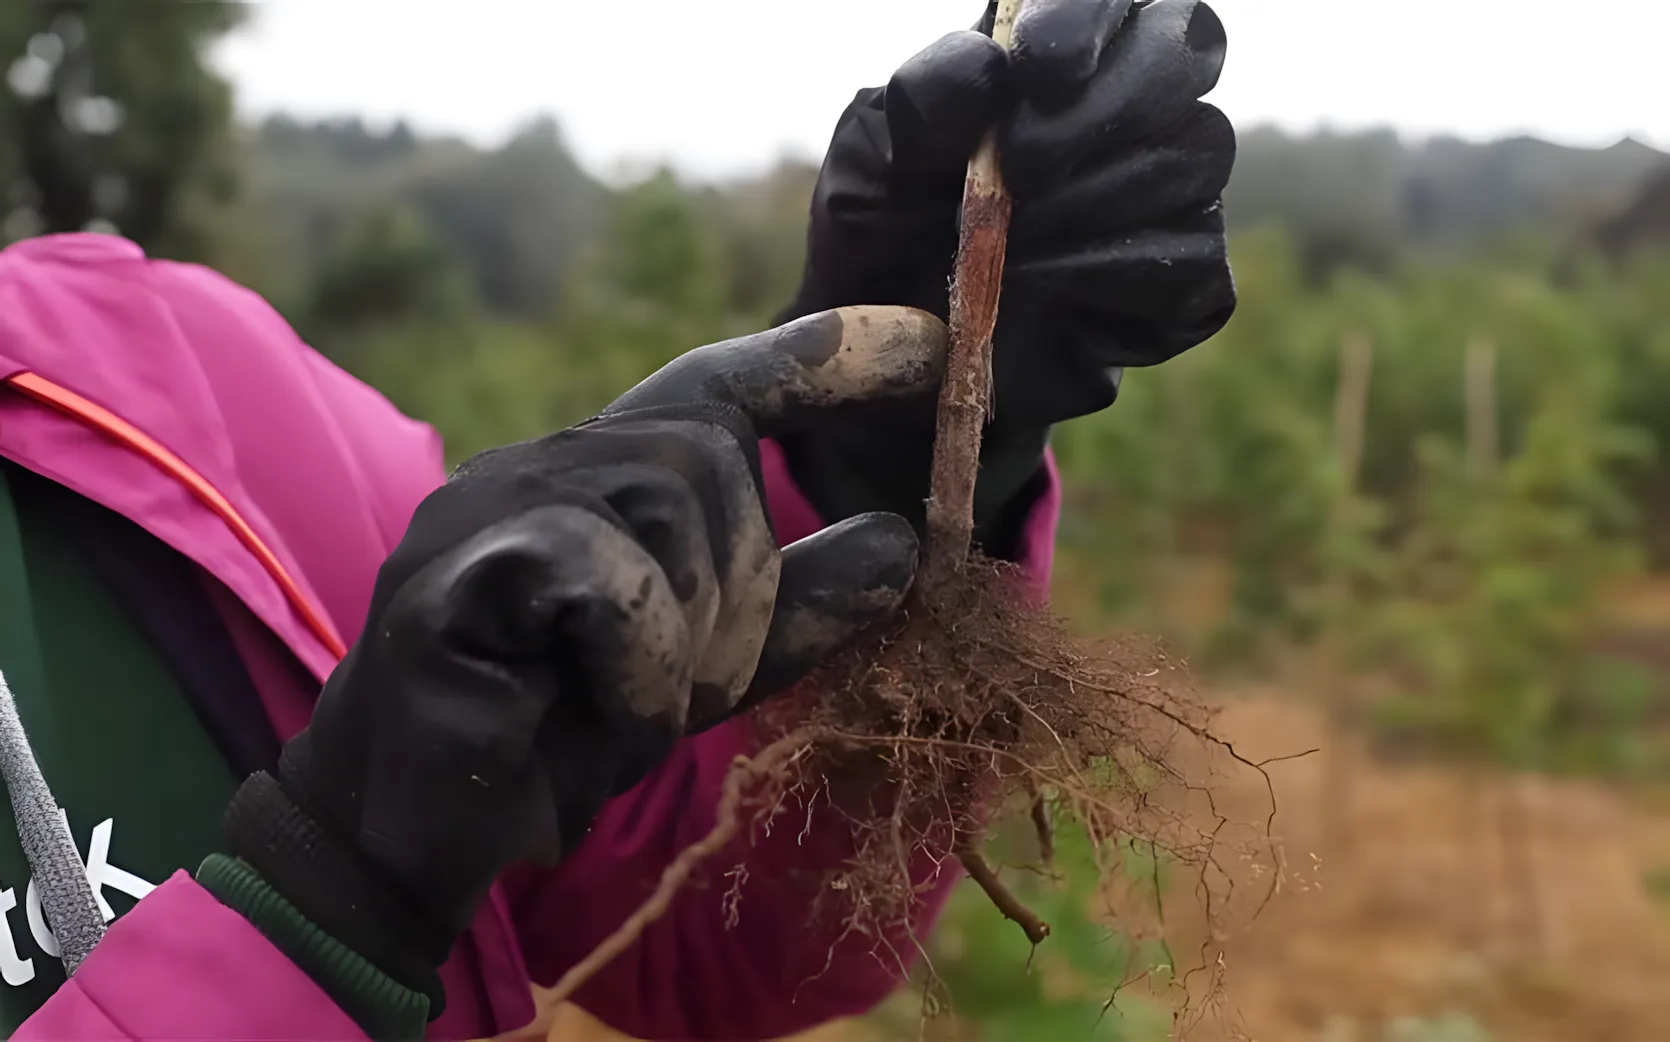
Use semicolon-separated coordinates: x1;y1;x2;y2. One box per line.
196;854;430;1041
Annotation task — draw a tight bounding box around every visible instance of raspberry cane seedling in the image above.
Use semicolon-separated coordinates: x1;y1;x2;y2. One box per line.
918;0;1058;947
542;0;1267;1018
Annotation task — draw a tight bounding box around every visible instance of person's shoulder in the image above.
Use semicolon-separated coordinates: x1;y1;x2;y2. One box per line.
139;247;450;545
0;233;445;547
0;233;288;365
0;230;148;269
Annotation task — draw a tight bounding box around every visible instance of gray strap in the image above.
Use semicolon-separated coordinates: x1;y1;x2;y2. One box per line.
0;667;106;975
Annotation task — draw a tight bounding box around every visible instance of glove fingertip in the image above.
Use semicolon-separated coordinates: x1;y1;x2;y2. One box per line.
898;29;1008;96
725;514;919;721
888;31;1012;178
1188;0;1230;94
817;511;921;598
1011;0;1134;101
774;513;919;638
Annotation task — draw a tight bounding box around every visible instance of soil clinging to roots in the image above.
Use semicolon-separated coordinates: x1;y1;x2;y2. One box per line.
543;558;1280;1028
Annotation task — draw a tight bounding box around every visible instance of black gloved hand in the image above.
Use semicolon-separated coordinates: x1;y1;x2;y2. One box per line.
779;0;1237;556
220;306;947;1019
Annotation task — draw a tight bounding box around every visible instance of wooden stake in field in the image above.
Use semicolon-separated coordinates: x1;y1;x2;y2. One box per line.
1319;332;1374;853
1463;334;1550;965
1465;335;1500;481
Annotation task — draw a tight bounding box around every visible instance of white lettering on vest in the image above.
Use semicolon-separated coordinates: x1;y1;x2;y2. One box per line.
0;890;32;986
18;818;157;966
84;818;156;917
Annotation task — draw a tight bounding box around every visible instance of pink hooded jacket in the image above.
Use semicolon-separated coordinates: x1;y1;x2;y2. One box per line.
0;233;1061;1041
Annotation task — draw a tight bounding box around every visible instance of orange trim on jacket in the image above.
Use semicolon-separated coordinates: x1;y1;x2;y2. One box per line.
3;371;348;661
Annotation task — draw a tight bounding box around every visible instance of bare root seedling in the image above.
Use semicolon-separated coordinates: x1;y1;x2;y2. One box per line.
537;0;1277;1028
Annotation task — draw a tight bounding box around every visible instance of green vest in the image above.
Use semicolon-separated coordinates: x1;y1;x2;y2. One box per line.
0;461;240;1034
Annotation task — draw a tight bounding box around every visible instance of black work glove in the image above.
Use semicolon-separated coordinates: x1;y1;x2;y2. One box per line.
219;306;947;1023
778;0;1237;557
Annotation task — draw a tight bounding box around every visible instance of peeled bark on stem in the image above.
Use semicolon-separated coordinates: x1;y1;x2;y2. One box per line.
920;0;1025;590
922;0;1050;946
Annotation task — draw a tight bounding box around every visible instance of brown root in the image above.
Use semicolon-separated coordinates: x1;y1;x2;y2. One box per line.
540;742;798;1007
538;556;1278;1027
762;558;1265;947
957;844;1051;945
1030;787;1057;867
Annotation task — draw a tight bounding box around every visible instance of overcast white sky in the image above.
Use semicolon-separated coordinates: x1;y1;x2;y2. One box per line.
214;0;1670;181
